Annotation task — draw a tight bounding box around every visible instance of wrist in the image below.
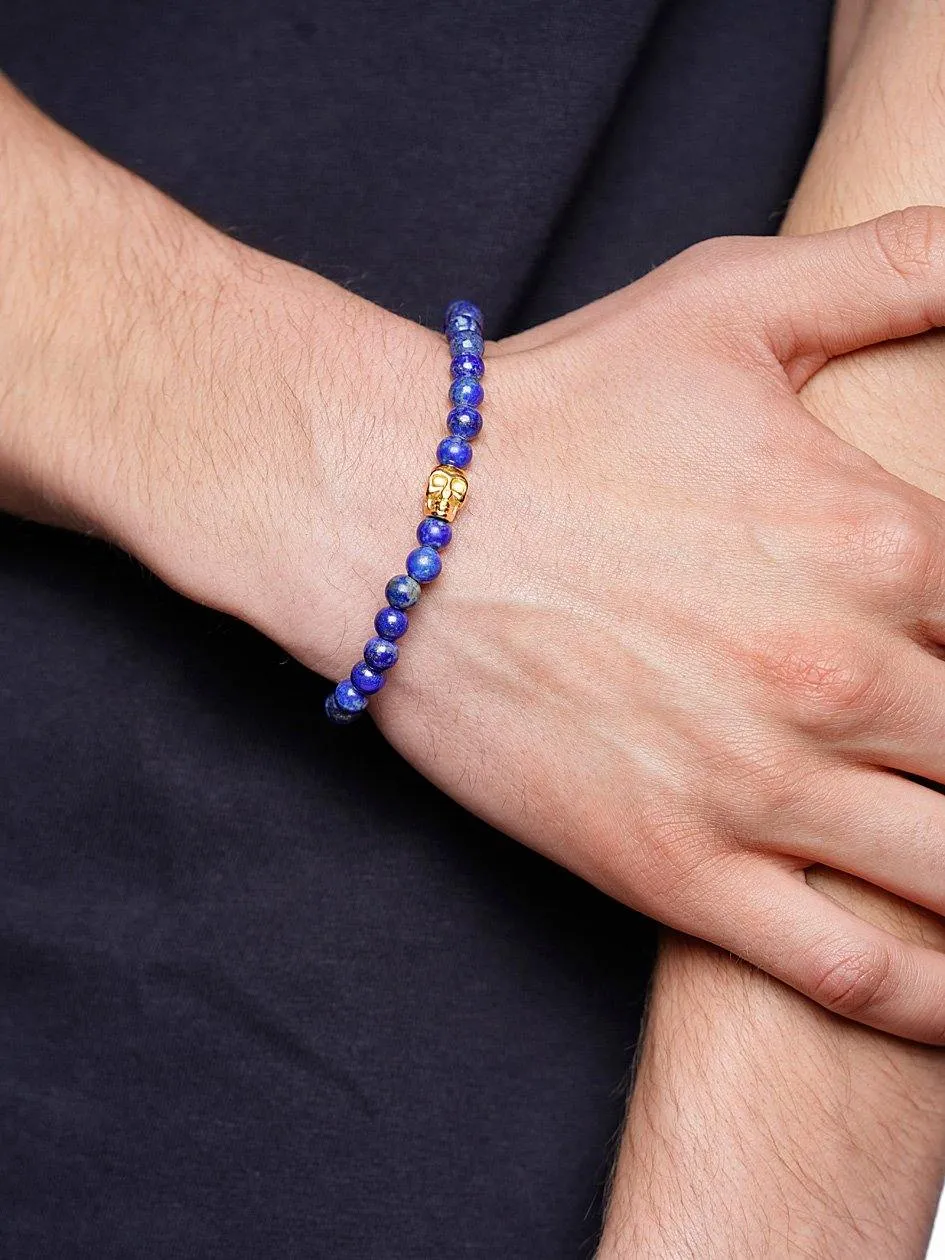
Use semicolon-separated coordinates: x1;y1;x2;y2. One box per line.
165;249;447;681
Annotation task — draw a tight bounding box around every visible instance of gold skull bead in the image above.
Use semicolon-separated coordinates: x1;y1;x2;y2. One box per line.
425;464;468;522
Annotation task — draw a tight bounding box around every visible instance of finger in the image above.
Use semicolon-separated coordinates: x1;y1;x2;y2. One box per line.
765;765;945;917
843;643;945;786
729;207;945;380
704;860;945;1043
509;207;945;368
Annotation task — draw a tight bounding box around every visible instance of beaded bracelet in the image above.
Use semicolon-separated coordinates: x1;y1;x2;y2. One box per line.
325;299;485;724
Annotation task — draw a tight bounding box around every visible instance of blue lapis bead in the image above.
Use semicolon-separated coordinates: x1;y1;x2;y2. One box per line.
449;331;485;358
449;375;484;408
364;636;399;670
351;661;386;695
417;517;452;549
406;545;442;583
328;300;487;730
437;435;473;469
375;606;409;639
385;574;421;609
445;312;481;340
325;692;361;724
444;300;483;330
446;406;482;440
334;679;368;713
450;352;485;379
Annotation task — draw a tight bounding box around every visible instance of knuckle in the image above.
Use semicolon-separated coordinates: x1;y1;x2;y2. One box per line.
707;734;806;821
870;206;945;281
846;501;935;590
644;235;763;349
654;236;751;303
633;808;727;909
673;236;767;297
753;631;881;730
677;235;741;272
807;940;894;1019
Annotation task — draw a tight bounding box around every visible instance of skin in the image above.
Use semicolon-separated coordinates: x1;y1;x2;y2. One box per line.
599;901;945;1259
599;3;945;1255
9;73;945;1041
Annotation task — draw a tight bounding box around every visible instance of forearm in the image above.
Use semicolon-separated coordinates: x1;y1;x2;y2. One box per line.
784;0;945;499
600;881;945;1258
0;76;435;676
601;7;945;1254
792;0;945;226
0;78;241;527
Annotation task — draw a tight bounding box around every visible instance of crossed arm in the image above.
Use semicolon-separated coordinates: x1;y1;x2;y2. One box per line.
600;4;945;1255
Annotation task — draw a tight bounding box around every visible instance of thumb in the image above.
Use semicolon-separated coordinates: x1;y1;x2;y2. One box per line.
746;206;945;381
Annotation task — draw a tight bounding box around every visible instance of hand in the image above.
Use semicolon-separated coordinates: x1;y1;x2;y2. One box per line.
361;210;945;1044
